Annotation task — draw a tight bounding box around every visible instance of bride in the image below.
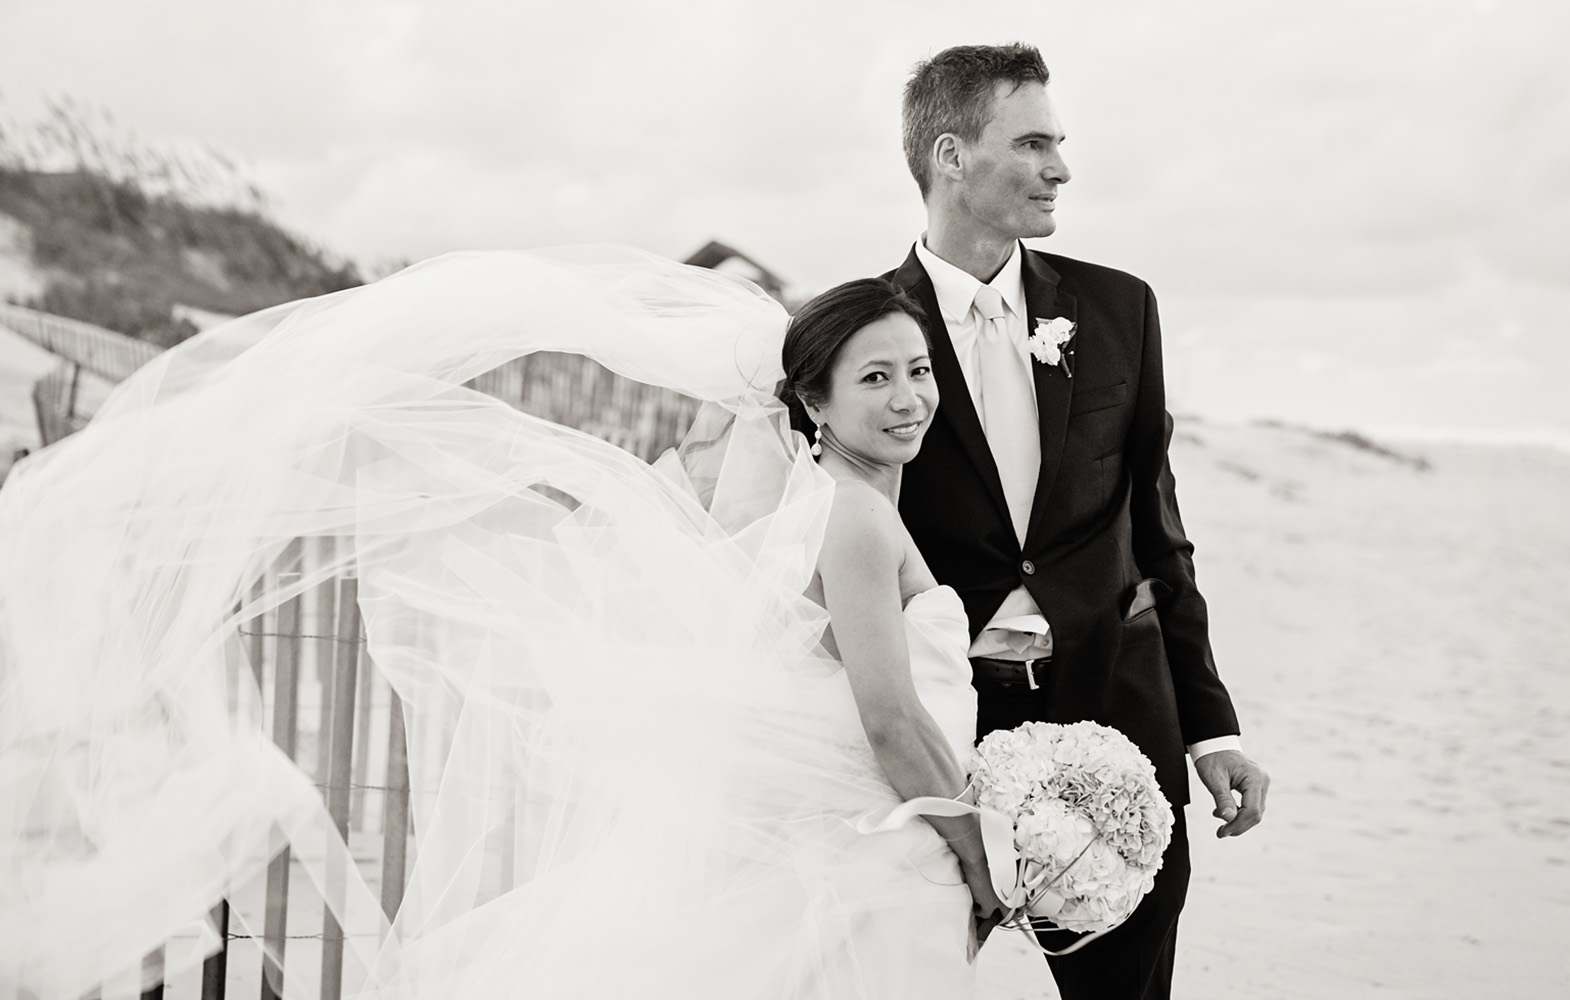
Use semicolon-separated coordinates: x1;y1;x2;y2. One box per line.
0;248;1005;998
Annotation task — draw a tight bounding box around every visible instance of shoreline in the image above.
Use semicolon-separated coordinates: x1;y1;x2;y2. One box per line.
1174;411;1570;460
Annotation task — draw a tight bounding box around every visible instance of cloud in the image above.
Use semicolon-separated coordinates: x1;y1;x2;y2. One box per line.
3;0;1566;294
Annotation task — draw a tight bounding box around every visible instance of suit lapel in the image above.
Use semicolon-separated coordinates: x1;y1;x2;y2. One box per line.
891;248;1010;524
1020;249;1076;549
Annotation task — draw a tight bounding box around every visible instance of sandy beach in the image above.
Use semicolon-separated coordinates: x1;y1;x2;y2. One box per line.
5;310;1568;995
175;417;1568;1000
978;420;1570;998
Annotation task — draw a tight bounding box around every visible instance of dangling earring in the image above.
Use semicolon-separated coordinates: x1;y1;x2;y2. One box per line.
811;426;823;457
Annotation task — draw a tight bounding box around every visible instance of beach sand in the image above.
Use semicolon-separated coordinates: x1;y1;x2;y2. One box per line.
5;357;1566;995
977;421;1570;998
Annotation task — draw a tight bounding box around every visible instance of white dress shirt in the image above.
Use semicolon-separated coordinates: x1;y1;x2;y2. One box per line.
912;239;1241;762
913;239;1053;661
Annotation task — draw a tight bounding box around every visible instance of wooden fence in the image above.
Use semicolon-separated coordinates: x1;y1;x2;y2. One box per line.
6;309;705;998
28;362;89;446
467;351;702;462
0;302;164;383
2;302;161;448
4;302;705;459
164;542;403;1000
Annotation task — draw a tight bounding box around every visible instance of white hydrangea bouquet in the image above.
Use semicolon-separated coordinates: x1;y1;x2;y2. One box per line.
971;720;1173;939
861;719;1173;953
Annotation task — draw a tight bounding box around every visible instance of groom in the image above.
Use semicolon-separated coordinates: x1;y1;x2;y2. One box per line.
885;44;1269;999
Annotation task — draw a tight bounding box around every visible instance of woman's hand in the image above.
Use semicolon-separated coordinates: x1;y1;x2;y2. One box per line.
962;858;1007;960
961;856;1006;921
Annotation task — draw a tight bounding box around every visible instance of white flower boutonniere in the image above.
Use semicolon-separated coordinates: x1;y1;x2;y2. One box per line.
1028;317;1077;376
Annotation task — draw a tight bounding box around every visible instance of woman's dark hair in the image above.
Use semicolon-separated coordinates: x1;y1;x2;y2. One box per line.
776;278;930;441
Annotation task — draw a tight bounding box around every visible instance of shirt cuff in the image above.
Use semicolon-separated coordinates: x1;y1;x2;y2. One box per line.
1187;736;1243;761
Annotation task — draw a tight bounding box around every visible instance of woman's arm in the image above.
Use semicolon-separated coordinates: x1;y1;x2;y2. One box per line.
818;484;1001;912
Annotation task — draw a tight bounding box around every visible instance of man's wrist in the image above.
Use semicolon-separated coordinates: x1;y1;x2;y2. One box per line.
1187;735;1243;761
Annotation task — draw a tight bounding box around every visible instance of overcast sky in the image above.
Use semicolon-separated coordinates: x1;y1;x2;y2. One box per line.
2;0;1565;297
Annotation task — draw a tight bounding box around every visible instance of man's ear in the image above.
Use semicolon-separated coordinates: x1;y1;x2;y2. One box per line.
932;134;964;184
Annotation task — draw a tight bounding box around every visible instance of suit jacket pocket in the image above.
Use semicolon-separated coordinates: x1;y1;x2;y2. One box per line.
1069;380;1129;417
1121;577;1173;622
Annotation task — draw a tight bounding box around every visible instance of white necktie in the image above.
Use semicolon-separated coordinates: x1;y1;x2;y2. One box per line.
972;284;1039;544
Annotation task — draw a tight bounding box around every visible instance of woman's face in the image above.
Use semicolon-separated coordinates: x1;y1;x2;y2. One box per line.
807;312;938;466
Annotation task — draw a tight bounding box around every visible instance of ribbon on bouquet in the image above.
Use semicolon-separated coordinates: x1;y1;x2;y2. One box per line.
857;794;1116;957
857;795;1022;906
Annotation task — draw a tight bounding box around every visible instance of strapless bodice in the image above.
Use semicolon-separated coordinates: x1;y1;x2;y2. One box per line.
902;585;978;762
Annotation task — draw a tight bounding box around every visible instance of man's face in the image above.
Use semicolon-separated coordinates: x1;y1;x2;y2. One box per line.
955;81;1071;240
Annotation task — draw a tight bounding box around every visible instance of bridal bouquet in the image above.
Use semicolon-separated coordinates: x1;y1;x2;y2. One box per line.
971;721;1174;935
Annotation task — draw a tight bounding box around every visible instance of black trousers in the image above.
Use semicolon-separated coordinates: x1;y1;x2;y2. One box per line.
975;674;1192;1000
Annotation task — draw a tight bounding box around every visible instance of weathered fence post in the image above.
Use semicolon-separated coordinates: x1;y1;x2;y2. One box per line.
200;900;230;1000
350;640;374;832
382;687;410;922
260;551;304;1000
65;362;82;423
319;576;361;1000
138;950;165;999
312;537;338;785
247;578;267;689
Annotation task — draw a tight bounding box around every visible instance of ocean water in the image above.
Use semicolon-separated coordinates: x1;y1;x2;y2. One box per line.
1162;269;1570;454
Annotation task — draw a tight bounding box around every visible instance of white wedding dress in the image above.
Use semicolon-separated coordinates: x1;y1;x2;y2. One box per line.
0;248;981;999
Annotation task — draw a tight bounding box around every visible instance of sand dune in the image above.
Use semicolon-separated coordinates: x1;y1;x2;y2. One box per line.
977;420;1570;998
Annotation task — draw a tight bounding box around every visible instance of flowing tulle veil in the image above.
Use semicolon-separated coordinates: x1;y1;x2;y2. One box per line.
0;248;977;999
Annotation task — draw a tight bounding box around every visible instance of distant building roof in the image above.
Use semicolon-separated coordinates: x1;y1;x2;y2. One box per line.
683;240;788;302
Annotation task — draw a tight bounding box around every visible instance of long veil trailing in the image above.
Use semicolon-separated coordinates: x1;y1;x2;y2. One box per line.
0;248;974;999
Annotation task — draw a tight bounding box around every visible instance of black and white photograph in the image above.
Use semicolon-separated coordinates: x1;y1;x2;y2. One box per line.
1;2;1566;998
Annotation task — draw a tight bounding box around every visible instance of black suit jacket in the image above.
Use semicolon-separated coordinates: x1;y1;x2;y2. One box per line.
886;244;1239;805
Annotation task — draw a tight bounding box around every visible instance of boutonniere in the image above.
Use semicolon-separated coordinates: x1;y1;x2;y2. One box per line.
1027;317;1077;377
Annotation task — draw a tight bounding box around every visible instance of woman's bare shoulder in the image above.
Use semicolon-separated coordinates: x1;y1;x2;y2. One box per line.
820;479;903;574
